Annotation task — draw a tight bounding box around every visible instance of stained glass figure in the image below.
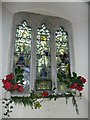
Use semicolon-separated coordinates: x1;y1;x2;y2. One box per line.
55;26;70;83
13;21;32;93
35;24;52;90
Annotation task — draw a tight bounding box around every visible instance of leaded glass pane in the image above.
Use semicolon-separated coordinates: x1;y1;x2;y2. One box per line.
35;24;52;90
13;21;32;93
55;26;70;91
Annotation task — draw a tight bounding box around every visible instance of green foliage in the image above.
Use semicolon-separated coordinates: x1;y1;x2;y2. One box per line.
2;99;13;117
11;96;34;108
11;91;79;115
57;72;84;88
34;101;41;109
72;95;79;115
57;73;71;87
3;71;86;117
14;66;24;85
11;95;42;109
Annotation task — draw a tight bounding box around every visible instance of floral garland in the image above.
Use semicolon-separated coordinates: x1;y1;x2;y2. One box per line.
2;67;87;117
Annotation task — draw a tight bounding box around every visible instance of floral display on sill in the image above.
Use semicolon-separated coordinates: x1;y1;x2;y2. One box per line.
2;73;24;93
2;70;86;117
2;66;24;117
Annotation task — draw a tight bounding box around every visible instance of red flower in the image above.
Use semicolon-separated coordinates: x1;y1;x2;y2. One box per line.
69;83;78;89
6;73;13;80
80;77;86;83
2;79;8;84
3;81;12;90
76;86;83;91
41;91;49;97
18;86;23;93
13;84;19;90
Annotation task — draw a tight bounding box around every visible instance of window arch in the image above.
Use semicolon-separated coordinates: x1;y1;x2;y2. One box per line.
13;20;32;94
55;26;70;77
9;12;74;95
55;26;71;91
35;23;52;90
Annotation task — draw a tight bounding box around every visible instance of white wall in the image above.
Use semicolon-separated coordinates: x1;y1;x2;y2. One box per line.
73;20;88;99
0;2;2;120
2;5;12;77
2;5;12;119
2;2;88;118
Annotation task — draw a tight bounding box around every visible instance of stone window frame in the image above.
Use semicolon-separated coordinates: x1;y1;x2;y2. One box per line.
8;12;75;96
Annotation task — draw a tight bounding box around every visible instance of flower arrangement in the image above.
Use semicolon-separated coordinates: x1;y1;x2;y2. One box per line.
69;76;86;91
57;72;86;96
2;70;87;117
2;73;23;93
68;73;86;91
2;66;24;117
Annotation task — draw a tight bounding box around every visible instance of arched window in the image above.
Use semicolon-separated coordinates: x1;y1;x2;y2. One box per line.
13;20;32;94
55;26;70;91
35;23;52;90
9;12;74;95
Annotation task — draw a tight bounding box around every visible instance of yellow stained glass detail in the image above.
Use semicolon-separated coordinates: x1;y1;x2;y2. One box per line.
40;35;47;41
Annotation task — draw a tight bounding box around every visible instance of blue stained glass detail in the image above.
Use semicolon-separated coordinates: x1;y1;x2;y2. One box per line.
44;51;48;57
40;65;47;78
17;53;25;65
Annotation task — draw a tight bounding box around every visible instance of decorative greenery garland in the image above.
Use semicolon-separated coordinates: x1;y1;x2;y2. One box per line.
2;67;87;117
2;91;80;117
12;94;78;110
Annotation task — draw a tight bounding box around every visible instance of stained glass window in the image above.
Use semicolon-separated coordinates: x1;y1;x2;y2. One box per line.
13;21;32;93
55;26;70;90
35;24;52;90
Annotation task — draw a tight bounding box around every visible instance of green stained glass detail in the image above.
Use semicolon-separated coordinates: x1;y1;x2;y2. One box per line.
55;26;70;82
13;21;32;93
36;24;51;90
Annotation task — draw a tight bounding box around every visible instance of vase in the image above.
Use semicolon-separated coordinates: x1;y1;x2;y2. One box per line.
4;91;11;99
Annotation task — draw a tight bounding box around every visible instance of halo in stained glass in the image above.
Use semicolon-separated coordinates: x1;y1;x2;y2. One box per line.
13;21;32;94
35;23;52;90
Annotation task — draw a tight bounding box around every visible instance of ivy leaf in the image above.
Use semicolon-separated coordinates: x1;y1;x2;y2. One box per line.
8;115;10;117
6;103;9;106
10;106;13;109
7;110;9;112
34;101;41;109
4;106;7;108
54;97;57;101
72;72;77;78
80;92;82;97
9;100;13;103
4;113;7;116
10;111;13;113
2;102;5;104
